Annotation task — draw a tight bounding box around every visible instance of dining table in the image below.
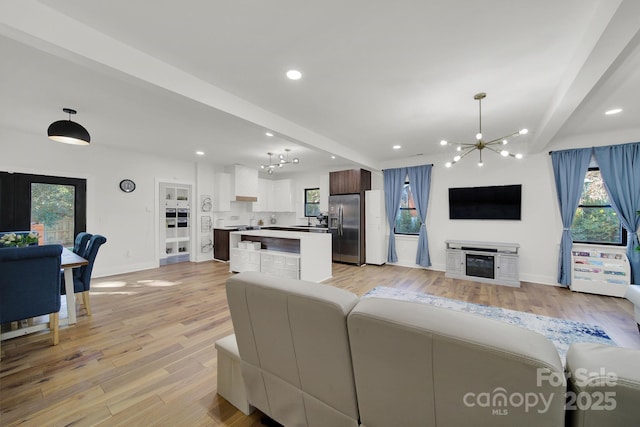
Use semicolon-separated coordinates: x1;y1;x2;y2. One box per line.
61;247;88;325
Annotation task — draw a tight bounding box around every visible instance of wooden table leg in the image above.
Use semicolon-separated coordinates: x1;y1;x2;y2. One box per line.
63;267;77;325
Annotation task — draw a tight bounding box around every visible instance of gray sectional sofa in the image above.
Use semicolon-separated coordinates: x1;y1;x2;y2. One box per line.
219;272;640;427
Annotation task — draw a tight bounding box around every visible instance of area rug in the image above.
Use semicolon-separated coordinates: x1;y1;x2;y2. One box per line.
363;286;615;365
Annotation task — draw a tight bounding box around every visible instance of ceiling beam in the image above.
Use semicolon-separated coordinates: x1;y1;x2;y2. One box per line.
0;0;380;171
531;0;640;153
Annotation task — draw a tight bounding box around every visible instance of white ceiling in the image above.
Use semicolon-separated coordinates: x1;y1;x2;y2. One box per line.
1;1;639;173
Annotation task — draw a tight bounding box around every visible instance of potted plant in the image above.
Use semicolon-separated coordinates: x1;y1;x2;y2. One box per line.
0;232;40;247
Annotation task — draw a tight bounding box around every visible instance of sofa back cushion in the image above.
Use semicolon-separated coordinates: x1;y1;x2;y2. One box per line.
348;297;566;427
565;343;640;427
226;272;360;427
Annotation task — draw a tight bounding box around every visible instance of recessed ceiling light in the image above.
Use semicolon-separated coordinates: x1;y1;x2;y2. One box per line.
265;132;274;137
286;69;302;80
196;151;205;156
605;108;622;115
393;145;401;150
331;155;336;159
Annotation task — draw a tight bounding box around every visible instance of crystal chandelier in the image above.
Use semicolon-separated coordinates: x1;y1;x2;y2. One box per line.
441;93;527;167
260;149;300;174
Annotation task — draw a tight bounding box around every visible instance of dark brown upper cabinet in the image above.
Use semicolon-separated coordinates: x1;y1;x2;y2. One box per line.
329;169;371;195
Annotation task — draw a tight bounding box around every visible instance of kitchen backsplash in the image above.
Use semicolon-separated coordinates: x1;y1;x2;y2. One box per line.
212;202;305;227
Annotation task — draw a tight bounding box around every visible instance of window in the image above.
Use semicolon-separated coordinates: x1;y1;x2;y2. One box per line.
571;168;625;246
395;182;421;235
0;172;86;246
304;188;320;217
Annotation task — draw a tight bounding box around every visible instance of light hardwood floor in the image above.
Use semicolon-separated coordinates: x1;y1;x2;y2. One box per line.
1;261;638;426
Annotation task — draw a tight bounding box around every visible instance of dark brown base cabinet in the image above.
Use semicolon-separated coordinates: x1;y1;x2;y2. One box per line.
214;228;237;261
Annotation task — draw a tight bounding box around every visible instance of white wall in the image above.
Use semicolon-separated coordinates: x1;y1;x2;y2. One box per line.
7;125;621;286
380;151;563;285
1;128;195;277
194;162;215;262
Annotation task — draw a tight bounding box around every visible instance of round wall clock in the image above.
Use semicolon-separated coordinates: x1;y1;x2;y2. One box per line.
119;179;136;193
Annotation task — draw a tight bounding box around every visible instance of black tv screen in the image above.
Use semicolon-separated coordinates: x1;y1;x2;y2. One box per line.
449;185;522;220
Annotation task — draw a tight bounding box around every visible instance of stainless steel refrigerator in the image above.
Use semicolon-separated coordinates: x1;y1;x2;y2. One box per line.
329;194;361;264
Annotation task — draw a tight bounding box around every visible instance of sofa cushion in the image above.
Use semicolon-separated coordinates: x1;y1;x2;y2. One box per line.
625;285;640;327
226;271;360;427
565;343;640;427
348;297;566;427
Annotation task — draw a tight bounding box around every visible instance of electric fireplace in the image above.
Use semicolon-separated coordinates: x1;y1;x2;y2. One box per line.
465;253;495;279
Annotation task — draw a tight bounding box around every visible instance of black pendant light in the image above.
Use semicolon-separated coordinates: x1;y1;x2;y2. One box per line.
47;108;91;145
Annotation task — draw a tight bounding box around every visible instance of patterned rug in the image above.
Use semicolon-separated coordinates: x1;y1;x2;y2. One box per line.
363;286;616;365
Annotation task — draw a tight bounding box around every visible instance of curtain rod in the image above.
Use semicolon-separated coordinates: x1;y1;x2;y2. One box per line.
381;163;433;171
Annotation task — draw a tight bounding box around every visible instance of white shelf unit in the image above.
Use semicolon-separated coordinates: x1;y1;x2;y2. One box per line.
570;244;630;297
161;184;191;265
445;240;520;287
230;247;300;279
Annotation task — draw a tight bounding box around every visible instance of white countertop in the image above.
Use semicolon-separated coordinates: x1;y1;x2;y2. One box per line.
231;229;330;240
285;225;329;231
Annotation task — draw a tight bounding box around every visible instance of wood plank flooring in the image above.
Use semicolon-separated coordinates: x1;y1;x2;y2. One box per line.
1;261;638;426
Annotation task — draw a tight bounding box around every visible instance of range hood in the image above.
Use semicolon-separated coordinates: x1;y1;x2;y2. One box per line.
227;164;258;202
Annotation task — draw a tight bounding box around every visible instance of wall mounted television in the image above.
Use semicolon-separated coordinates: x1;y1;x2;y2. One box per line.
449;184;522;220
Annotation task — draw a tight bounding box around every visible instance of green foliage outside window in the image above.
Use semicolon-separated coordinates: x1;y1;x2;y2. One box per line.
31;183;74;227
571;169;623;245
395;183;421;235
304;188;320;217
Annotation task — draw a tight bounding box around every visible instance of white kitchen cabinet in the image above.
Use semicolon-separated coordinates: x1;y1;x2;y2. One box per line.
213;172;231;212
273;179;294;212
230;247;300;279
229;248;261;273
253;178;271;212
260;251;300;279
319;173;329;212
229;165;258;201
251;178;294;212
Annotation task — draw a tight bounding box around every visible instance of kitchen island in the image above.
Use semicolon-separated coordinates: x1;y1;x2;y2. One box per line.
229;229;332;282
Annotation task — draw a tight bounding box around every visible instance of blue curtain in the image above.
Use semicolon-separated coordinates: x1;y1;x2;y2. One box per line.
551;148;592;286
407;165;432;267
383;167;407;262
594;142;640;284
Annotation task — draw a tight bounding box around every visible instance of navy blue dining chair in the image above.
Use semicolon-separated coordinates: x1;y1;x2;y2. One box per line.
61;234;107;316
73;232;92;258
1;244;63;353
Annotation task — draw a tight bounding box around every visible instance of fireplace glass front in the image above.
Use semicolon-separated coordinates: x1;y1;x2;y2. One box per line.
465;253;495;279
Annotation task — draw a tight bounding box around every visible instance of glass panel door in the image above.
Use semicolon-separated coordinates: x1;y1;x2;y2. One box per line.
0;172;86;244
30;182;75;246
